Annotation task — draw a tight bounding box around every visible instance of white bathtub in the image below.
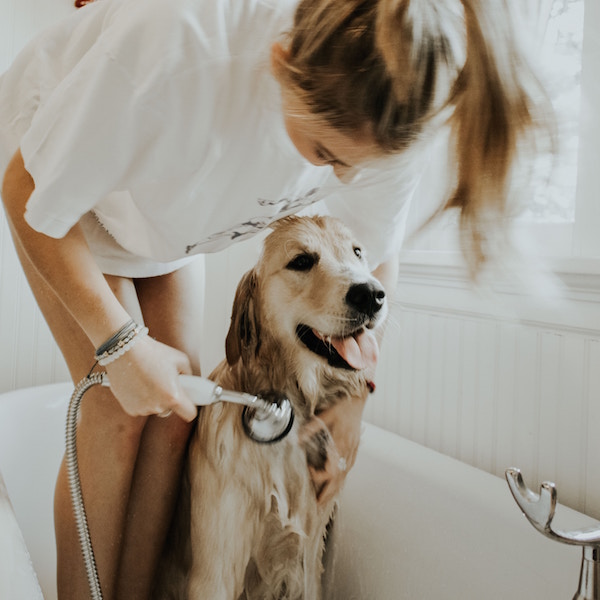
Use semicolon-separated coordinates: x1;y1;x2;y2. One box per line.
0;383;592;599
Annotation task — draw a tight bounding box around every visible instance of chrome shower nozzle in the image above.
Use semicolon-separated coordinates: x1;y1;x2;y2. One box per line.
241;391;294;444
179;376;294;444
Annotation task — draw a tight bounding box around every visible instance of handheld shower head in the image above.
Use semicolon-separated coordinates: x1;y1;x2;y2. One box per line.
241;390;294;443
65;372;295;600
179;375;294;444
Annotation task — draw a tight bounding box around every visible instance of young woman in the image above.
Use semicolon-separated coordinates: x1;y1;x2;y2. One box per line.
0;0;547;597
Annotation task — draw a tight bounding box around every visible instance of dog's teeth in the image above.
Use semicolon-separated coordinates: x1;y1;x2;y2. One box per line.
312;329;331;344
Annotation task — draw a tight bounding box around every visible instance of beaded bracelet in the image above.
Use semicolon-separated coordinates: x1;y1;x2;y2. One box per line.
94;320;149;367
95;320;136;356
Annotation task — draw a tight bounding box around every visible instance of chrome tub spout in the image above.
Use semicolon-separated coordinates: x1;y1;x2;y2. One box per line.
506;468;600;600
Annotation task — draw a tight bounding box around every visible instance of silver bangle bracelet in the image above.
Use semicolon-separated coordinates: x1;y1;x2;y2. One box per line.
94;319;136;357
94;323;149;366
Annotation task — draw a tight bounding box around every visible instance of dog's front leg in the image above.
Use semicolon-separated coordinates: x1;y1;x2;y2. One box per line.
186;414;261;600
187;481;259;600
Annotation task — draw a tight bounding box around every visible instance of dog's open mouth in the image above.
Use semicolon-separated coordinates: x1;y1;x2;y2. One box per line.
296;324;379;371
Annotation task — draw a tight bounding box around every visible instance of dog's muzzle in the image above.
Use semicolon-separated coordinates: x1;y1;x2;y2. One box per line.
296;280;385;371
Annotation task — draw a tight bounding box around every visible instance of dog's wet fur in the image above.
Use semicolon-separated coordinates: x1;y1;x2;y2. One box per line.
153;215;387;600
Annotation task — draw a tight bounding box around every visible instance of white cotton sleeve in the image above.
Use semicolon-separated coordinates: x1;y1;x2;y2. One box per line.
20;42;164;238
323;151;426;270
18;0;219;240
325;191;412;270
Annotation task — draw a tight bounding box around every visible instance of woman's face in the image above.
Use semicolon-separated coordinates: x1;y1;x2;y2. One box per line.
271;41;379;183
282;106;378;183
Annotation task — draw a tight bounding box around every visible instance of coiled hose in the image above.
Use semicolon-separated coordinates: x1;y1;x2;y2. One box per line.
66;372;107;600
65;371;294;599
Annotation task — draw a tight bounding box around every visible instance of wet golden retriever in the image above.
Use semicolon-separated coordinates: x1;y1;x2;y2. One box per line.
154;215;387;599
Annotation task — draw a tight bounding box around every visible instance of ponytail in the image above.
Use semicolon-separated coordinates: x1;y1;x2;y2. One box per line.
446;0;548;275
278;0;551;275
376;0;551;276
375;0;464;120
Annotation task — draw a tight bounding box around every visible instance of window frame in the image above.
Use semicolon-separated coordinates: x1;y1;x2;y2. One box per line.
400;0;598;275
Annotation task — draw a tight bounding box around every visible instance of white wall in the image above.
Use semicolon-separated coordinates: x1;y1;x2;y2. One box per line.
366;260;600;519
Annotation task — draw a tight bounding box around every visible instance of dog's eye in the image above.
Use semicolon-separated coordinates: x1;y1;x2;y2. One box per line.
354;246;363;259
286;252;318;271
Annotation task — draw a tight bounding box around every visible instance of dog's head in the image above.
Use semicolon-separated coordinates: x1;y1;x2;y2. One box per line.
225;216;387;401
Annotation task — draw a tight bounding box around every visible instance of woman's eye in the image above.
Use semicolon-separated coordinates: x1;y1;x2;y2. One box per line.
315;147;327;162
354;246;363;259
314;147;341;167
286;252;318;271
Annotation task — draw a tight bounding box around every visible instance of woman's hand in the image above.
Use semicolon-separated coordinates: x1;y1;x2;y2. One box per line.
104;335;197;422
300;389;368;506
2;150;199;425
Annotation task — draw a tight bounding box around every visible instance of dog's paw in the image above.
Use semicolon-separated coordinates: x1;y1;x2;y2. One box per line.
300;419;347;505
301;422;332;471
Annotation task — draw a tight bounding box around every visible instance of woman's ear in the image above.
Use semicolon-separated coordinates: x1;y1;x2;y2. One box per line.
270;42;290;78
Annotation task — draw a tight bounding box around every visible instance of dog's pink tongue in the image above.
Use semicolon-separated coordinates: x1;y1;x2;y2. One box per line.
331;329;379;371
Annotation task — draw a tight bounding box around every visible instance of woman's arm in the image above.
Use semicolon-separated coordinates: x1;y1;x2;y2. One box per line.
3;152;130;345
2;149;196;421
304;254;398;505
371;254;398;350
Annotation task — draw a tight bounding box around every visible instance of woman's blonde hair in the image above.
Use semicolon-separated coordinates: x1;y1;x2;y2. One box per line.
272;0;551;275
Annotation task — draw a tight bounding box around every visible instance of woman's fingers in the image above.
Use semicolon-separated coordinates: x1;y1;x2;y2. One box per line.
300;416;349;506
158;385;197;423
308;449;347;506
166;349;198;422
299;391;368;505
105;336;198;422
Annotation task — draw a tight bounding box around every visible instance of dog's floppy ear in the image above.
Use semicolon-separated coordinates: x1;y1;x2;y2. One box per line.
225;268;261;366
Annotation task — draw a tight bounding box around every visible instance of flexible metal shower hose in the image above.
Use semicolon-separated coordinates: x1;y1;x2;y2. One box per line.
65;372;294;599
66;372;107;600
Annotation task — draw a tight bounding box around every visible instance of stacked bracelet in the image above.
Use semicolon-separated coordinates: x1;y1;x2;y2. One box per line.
94;319;149;367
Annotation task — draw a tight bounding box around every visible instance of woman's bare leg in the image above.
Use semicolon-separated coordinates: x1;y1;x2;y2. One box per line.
114;263;205;599
12;235;204;599
10;235;146;599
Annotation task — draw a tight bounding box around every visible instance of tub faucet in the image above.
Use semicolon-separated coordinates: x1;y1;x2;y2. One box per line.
505;468;600;600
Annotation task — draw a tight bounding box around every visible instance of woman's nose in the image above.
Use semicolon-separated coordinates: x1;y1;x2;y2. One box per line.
333;164;359;184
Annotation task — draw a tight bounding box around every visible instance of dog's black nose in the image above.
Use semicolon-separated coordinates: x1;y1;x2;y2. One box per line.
346;282;386;317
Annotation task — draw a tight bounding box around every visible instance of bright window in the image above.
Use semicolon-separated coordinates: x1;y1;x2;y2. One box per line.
526;0;583;225
403;0;597;266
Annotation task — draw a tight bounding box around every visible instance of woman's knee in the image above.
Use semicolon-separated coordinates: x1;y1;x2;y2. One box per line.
150;412;196;454
78;385;148;450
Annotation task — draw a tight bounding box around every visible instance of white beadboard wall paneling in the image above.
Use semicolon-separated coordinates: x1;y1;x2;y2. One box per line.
365;260;600;519
439;316;461;459
458;319;480;468
511;326;539;484
555;334;588;513
423;314;445;453
408;311;429;445
536;330;562;486
494;322;519;479
474;319;498;474
585;340;600;516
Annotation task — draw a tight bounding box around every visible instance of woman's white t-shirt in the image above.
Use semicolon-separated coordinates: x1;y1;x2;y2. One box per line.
0;0;424;276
